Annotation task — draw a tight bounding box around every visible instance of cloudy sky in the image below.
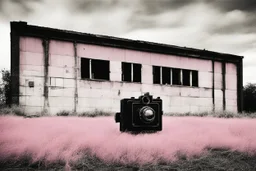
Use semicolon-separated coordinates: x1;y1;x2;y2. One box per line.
0;0;255;85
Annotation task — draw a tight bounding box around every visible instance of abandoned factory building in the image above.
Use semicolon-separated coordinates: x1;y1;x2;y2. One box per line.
10;21;243;115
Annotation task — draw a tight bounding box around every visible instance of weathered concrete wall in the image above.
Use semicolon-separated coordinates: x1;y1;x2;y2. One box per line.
76;44;214;114
214;61;223;112
48;40;76;114
19;37;238;115
226;63;237;113
19;37;45;114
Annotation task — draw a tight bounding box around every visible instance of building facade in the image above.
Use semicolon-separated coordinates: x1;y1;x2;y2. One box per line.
10;21;243;115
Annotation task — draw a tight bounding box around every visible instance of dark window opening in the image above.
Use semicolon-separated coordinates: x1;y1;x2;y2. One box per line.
122;62;132;82
183;69;190;86
122;62;141;83
91;59;109;80
153;66;160;84
172;68;181;85
133;63;141;83
81;58;90;79
162;67;170;85
192;70;198;87
81;58;109;80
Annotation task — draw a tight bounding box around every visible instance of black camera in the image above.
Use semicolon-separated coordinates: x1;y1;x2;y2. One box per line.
115;92;163;133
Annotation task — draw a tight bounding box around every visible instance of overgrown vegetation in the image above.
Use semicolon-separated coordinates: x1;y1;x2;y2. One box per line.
166;110;256;118
243;83;256;113
56;109;113;117
0;69;11;106
1;115;256;170
0;105;25;116
1;148;256;171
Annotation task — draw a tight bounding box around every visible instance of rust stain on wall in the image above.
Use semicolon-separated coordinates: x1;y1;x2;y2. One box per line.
42;39;50;114
212;60;215;112
74;42;78;113
222;62;226;111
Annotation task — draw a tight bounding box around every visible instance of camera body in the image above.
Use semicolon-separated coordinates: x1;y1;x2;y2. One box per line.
115;92;163;133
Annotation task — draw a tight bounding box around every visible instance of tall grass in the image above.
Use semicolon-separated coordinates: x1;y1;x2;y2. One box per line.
1;106;256;170
1;115;256;170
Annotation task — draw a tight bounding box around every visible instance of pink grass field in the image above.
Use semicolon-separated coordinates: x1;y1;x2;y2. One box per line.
0;115;256;166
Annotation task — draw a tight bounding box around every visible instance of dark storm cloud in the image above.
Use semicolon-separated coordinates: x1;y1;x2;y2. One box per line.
126;0;196;32
66;0;197;31
0;0;41;19
211;17;256;35
69;0;120;13
201;0;256;35
138;0;196;15
209;0;256;13
70;0;196;15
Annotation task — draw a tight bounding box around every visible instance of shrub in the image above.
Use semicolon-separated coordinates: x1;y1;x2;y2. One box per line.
243;83;256;113
0;105;25;116
0;69;11;106
56;110;71;116
78;109;113;117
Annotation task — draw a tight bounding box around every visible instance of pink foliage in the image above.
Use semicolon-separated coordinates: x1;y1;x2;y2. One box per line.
0;116;256;165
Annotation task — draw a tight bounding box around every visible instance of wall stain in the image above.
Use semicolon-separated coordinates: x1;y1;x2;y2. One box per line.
42;39;50;114
74;42;78;113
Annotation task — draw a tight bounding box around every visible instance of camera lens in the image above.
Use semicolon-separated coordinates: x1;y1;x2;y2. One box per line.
141;96;150;104
139;106;155;123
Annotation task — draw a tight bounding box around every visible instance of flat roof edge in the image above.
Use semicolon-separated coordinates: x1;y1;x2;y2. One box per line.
10;21;244;62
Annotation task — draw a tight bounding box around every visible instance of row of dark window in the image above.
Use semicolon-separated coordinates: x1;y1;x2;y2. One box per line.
153;66;198;87
81;58;199;87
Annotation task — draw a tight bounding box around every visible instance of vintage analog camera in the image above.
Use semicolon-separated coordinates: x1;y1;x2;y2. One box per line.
115;92;163;133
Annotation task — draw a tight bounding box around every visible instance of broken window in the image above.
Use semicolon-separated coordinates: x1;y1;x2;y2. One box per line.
172;68;181;85
192;70;198;87
81;58;110;80
153;66;161;84
122;62;141;83
162;67;171;85
182;69;190;86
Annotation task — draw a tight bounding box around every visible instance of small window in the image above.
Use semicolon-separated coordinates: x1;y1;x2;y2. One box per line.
122;62;132;82
122;62;141;83
172;68;181;85
192;70;198;87
133;63;141;83
182;69;190;86
81;58;109;80
153;66;160;84
81;58;90;79
91;59;109;80
162;67;170;85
